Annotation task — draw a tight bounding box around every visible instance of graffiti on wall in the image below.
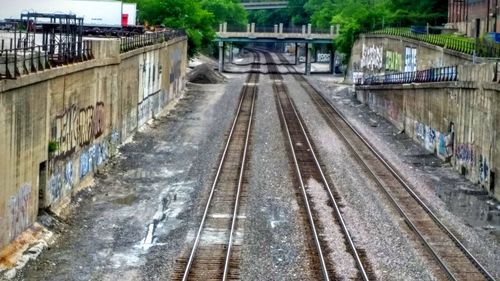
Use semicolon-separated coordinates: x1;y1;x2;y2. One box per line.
8;184;31;240
140;50;162;101
317;53;331;62
353;72;364;84
456;143;474;166
386;100;400;121
479;154;489;182
170;47;183;97
53;102;106;157
415;121;454;159
424;125;436;151
138;50;162;127
416;122;425;142
48;172;62;201
361;44;383;71
404;47;417;72
385;51;402;71
47;160;74;203
80;142;110;179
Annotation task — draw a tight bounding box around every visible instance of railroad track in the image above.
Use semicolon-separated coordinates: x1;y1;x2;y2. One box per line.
265;51;373;281
280;56;496;281
172;72;258;281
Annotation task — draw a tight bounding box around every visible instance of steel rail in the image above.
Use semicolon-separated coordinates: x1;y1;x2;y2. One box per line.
269;52;369;279
285;89;370;281
274;81;330;281
180;73;256;281
297;75;495;281
222;79;256;281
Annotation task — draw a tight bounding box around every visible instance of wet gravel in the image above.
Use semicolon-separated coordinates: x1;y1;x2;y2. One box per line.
306;75;500;279
13;75;246;281
284;74;442;280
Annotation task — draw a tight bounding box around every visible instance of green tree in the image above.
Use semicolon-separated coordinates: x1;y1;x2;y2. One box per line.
133;0;247;56
304;0;447;62
201;0;248;28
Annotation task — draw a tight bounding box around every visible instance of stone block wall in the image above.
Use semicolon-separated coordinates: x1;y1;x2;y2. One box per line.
0;35;188;250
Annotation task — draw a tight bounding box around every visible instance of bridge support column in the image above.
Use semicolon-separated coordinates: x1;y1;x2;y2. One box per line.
295;43;299;65
230;43;234;64
218;41;224;73
251;22;255;33
305;43;312;75
330;47;335;74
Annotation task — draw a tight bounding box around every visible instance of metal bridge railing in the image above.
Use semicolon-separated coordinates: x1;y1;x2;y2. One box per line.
372;28;500;58
356;66;458;86
0;39;93;80
120;29;186;53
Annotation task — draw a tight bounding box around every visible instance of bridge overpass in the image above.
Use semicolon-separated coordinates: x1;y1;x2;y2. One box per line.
216;23;339;75
240;1;288;10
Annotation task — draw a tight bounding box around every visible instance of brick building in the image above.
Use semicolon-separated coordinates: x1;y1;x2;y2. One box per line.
448;0;499;36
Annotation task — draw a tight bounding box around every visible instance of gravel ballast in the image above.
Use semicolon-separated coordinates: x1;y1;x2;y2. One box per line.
239;73;317;280
305;75;500;279
285;74;443;280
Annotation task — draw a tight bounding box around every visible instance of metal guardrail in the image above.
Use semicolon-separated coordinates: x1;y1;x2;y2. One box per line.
0;39;93;80
120;29;186;53
356;66;458;85
372;28;500;58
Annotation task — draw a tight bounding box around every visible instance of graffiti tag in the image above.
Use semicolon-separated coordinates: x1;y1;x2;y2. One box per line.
361;44;383;71
8;184;32;240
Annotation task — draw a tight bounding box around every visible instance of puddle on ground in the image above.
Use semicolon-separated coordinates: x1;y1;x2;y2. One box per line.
112;194;138;206
436;185;500;233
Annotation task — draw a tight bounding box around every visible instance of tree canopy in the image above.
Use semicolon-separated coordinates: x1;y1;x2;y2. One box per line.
248;0;447;57
133;0;447;57
133;0;247;56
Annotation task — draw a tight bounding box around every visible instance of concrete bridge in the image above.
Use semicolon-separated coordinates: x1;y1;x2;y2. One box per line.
240;1;288;10
216;22;339;75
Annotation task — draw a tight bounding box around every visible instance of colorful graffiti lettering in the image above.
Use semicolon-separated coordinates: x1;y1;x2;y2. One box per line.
353;72;364;84
361;44;383;71
8;184;32;240
80;142;110;179
424;126;436;151
47;160;74;204
455;143;474;166
416;121;454;159
65;161;73;185
479;155;489;182
438;133;446;156
404;47;417;72
48;172;63;201
80;149;90;178
385;51;402;71
415;122;425;142
111;130;120;145
317;53;331;62
53;102;106;157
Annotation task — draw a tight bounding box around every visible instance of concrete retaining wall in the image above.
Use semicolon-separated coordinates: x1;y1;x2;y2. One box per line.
0;36;188;250
355;63;500;199
348;34;474;84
